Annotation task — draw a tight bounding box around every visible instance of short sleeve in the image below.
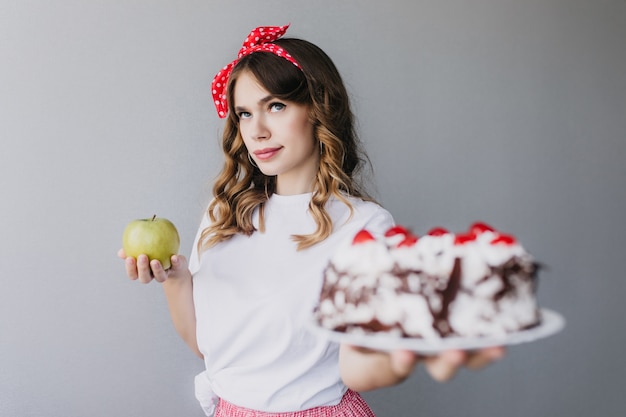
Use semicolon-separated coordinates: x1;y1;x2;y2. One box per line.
188;209;211;275
363;205;395;238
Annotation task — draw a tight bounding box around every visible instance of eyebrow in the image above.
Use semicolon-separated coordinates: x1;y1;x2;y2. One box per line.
234;95;274;113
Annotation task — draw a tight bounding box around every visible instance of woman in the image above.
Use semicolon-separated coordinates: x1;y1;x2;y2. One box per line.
120;24;504;416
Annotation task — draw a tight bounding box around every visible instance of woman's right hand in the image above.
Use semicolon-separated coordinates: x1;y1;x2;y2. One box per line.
117;249;190;284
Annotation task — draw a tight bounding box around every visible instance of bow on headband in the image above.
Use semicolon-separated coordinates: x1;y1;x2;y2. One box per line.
211;24;301;118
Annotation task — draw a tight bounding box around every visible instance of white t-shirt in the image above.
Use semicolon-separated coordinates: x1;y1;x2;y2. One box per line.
189;192;394;413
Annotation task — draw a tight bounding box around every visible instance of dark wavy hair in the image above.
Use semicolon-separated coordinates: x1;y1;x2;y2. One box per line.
199;38;372;252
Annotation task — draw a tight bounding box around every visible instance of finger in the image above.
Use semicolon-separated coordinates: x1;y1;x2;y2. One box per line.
389;350;419;379
124;256;139;280
465;346;506;370
150;259;168;283
117;248;127;259
170;254;188;270
424;350;466;382
136;254;154;284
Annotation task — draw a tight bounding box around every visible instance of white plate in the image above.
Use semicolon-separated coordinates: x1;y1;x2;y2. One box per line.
307;308;565;354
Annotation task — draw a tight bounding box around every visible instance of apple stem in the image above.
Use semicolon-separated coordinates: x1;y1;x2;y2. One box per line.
152;214;157;221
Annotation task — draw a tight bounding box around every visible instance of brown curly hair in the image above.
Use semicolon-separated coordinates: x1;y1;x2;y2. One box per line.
199;38;373;252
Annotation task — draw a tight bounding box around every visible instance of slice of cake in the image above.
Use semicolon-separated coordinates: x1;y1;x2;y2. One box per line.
315;222;541;339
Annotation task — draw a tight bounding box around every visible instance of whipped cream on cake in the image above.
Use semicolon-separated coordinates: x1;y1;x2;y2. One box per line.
315;222;541;339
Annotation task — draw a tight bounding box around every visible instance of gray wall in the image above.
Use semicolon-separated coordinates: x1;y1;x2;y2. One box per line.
1;1;624;416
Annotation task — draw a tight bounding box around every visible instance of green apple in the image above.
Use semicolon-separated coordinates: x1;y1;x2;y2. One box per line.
122;215;180;270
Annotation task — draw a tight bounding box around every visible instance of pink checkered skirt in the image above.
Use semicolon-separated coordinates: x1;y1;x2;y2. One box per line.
214;389;375;417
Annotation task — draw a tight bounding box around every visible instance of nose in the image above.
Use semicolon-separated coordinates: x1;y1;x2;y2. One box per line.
250;115;270;141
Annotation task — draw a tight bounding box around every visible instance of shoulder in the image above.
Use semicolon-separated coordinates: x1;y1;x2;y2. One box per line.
329;195;395;236
352;198;395;235
348;196;393;220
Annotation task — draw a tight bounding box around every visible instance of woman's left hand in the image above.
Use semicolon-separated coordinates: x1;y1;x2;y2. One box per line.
339;344;506;391
419;347;506;382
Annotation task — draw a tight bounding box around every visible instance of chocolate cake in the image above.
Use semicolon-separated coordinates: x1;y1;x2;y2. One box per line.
315;222;541;339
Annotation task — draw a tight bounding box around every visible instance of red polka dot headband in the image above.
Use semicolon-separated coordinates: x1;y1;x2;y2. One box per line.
211;24;301;118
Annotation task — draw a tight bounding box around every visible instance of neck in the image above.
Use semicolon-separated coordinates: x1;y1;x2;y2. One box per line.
275;175;315;195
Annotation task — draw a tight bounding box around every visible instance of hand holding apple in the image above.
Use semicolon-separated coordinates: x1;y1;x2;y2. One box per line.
122;215;180;270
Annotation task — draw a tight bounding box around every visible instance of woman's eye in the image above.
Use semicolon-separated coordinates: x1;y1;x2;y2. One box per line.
269;102;286;112
238;111;251;119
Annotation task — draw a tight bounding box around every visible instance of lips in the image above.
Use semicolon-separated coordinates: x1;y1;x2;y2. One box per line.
253;147;283;161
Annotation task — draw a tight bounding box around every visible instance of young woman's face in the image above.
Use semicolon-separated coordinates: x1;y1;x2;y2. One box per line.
233;71;319;195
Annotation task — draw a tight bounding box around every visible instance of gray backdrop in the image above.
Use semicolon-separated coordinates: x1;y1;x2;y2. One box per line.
1;1;625;416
